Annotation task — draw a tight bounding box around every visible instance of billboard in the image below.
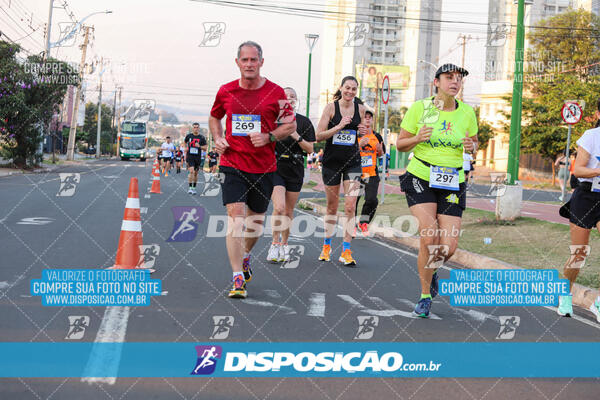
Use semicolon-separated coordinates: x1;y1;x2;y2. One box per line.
357;64;410;90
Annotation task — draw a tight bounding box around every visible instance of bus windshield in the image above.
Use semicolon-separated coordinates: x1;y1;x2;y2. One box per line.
122;122;146;134
120;136;146;150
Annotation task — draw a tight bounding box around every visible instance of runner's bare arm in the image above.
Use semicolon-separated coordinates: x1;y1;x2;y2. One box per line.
209;116;229;154
573;146;600;178
316;103;349;141
271;119;297;141
396;126;432;152
297;137;314;154
462;131;478;153
358;105;367;136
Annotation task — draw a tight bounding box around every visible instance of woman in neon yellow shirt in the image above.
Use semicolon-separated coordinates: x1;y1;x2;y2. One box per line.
396;64;478;318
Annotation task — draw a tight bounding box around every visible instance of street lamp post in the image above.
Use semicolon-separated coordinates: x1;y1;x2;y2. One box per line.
305;34;319;118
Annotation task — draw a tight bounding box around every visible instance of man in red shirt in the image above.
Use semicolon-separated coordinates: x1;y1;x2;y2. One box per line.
209;41;296;298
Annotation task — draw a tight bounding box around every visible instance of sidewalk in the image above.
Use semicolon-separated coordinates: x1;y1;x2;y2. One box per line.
306;170;566;225
0;154;113;178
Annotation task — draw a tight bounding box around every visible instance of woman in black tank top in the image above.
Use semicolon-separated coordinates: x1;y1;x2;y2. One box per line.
315;75;368;267
323;100;362;169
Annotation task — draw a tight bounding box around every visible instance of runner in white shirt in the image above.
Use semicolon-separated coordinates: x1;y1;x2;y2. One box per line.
160;136;175;177
463;152;473;183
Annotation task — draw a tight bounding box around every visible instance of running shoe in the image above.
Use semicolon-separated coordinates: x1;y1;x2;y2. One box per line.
165;172;169;177
414;297;432;318
590;296;600;323
339;249;356;266
191;188;197;195
267;243;280;262
242;254;253;282
430;271;439;299
188;187;193;194
281;244;290;262
358;222;369;237
319;244;331;261
557;295;573;317
228;275;247;298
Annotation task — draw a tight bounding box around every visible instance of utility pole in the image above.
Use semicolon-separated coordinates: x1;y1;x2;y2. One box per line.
44;0;54;58
96;57;104;159
507;0;525;185
117;87;122;136
496;0;527;221
458;34;471;100
66;26;92;160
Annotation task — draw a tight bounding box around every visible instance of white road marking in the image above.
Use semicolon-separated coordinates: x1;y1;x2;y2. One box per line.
264;289;281;299
81;306;130;385
338;295;441;320
144;194;151;199
307;292;326;317
452;307;500;323
140;207;148;214
16;217;54;225
0;281;9;289
241;299;296;315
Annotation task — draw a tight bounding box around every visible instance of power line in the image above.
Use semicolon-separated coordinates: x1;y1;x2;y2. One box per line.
192;0;600;34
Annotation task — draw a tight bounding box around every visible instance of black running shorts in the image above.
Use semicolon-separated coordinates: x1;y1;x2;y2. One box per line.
399;172;466;217
220;166;275;214
569;185;600;229
187;155;203;171
322;165;362;187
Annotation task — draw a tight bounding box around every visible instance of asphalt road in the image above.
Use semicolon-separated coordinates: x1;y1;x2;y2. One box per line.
1;160;599;399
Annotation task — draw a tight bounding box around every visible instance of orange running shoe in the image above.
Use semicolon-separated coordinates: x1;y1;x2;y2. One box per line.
339;249;356;266
318;244;331;261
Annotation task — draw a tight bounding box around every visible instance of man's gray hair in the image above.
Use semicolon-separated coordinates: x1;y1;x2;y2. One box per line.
237;41;263;60
283;87;297;97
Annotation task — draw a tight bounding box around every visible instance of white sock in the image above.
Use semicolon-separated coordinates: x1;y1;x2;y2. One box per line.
243;252;250;260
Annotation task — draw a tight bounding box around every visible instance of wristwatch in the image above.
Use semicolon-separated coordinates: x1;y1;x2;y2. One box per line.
269;133;276;142
296;136;304;143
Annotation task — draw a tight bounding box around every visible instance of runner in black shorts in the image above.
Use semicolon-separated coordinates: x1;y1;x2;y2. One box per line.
207;150;220;175
159;136;175;177
316;76;367;266
174;146;184;173
184;123;207;194
267;87;315;263
557;98;600;321
396;64;478;318
209;41;296;298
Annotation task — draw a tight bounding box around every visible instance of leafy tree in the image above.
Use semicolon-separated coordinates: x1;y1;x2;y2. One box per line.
527;9;600;81
499;9;600;181
82;102;115;147
0;41;78;167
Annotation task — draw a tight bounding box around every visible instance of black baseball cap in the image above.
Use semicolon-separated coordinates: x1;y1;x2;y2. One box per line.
365;110;374;117
435;63;469;79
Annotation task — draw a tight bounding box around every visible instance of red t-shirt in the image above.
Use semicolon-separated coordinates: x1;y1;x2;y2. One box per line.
210;78;292;174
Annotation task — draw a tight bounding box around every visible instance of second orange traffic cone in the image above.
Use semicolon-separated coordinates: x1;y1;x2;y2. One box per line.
150;165;161;194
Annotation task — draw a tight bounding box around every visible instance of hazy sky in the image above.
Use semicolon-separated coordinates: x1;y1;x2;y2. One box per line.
6;0;489;121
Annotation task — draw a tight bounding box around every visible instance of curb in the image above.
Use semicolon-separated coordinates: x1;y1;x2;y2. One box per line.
298;199;599;311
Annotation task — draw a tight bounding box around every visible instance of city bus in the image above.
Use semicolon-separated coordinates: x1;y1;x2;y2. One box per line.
118;121;148;161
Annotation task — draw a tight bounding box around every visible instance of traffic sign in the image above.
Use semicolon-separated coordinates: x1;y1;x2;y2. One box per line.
561;102;582;125
381;75;390;104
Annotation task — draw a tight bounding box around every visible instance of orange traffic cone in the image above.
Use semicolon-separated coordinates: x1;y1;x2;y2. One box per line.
112;178;151;271
150;166;161;194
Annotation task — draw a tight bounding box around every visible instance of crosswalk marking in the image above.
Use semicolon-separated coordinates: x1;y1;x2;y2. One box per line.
307;292;326;317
